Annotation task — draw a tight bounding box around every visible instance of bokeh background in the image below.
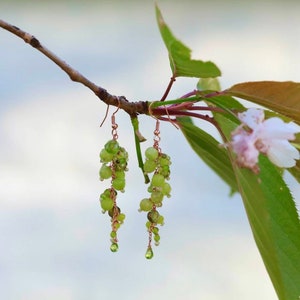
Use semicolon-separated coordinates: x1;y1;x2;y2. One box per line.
1;0;299;299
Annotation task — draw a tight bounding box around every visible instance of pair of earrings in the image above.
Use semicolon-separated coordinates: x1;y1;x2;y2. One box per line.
99;108;172;258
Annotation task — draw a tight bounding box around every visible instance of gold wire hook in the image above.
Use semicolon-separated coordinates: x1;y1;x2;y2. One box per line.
111;97;121;140
163;104;179;129
153;119;161;151
100;104;110;127
112;96;121;116
148;101;160;120
149;101;179;129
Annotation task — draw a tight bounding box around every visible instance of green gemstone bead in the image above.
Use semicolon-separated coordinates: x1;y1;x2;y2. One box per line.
147;210;160;223
108;206;121;218
151;174;165;187
154;234;160;242
139;198;153;212
145;247;154;259
157;215;164;225
110;231;117;238
116;147;128;160
158;153;171;166
145;221;151;229
102;188;113;199
151;191;164;204
115;170;125;179
99;149;114;163
145;147;159;160
117;213;126;222
100;197;114;211
110;243;119;252
112;178;126;191
162;182;171;196
105;140;120;154
152;227;159;235
143;159;157;174
99;164;112;180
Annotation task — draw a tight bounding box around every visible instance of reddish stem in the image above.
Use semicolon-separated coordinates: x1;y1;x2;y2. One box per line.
160;76;176;101
180;90;198;99
152;107;213;122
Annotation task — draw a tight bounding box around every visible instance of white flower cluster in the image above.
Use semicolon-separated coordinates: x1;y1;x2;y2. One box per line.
230;108;300;172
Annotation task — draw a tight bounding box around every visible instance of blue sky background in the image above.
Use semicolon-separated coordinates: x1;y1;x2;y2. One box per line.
1;1;300;299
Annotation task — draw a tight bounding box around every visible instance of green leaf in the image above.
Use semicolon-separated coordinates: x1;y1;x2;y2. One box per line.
204;94;245;125
178;117;238;193
215;111;300;299
234;156;300;300
180;99;300;297
155;5;221;78
227;81;300;124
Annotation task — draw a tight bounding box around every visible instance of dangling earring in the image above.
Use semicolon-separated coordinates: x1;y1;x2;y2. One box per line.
98;98;128;252
139;119;172;259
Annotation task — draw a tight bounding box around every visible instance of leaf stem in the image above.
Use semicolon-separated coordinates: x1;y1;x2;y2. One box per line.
150;96;200;108
180;90;198;99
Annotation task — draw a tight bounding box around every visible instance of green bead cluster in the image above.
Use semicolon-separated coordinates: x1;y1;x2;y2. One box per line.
99;139;128;192
139;146;172;259
99;139;128;252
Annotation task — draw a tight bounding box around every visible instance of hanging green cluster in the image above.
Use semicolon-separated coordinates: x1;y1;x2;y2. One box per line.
99;139;128;191
99;139;128;252
139;146;172;259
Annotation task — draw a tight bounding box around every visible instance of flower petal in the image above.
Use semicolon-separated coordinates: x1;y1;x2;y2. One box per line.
238;108;264;129
231;108;300;171
267;139;300;168
231;130;259;168
259;118;300;140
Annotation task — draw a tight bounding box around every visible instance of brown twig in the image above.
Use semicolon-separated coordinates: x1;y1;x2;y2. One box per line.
0;19;148;117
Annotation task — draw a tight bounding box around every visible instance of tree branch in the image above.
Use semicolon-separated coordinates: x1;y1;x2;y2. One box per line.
0;19;148;117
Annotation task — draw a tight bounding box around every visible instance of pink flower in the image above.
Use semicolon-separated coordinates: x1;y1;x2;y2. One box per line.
230;108;300;172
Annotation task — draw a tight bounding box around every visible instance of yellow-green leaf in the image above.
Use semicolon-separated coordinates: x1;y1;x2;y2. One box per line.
155;5;221;78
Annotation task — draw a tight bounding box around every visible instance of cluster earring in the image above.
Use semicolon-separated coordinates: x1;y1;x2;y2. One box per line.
99;105;128;252
139;120;172;259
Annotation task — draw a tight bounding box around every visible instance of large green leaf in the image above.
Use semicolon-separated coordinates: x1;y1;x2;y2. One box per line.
155;5;221;78
214;112;300;299
179;90;300;297
178;117;238;193
227;81;300;124
233;155;300;299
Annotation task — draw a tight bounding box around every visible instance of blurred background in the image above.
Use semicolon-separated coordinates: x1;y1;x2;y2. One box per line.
1;0;299;299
